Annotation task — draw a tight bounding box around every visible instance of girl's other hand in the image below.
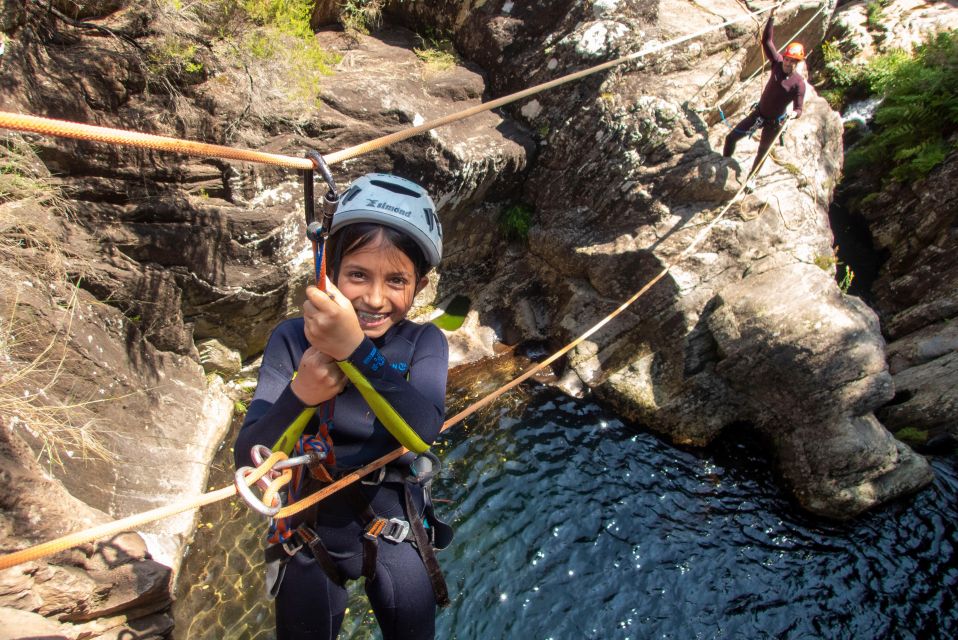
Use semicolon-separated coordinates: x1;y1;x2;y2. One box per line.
290;347;347;405
303;281;365;361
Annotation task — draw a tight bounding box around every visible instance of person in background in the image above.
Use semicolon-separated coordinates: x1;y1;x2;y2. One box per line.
723;7;806;187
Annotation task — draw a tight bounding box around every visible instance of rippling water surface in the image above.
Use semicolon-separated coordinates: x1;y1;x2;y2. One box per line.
174;384;958;639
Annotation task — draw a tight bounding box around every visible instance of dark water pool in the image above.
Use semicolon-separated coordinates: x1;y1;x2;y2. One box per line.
173;384;958;639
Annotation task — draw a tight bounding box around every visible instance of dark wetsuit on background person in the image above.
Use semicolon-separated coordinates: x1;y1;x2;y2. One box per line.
723;14;806;177
235;317;448;640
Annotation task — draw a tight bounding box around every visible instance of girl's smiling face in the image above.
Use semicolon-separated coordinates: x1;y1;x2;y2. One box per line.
335;233;427;340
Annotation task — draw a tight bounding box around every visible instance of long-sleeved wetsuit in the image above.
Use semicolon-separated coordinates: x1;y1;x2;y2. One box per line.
235;318;448;640
723;16;807;175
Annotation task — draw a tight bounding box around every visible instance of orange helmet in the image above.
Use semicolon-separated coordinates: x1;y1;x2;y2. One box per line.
783;42;806;60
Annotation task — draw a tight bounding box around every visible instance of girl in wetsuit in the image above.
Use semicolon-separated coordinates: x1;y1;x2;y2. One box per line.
234;173;449;640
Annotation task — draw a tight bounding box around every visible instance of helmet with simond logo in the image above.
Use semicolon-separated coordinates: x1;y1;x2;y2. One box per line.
330;173;443;267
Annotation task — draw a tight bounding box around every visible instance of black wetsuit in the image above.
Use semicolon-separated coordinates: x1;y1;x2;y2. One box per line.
723;16;807;176
235;318;449;640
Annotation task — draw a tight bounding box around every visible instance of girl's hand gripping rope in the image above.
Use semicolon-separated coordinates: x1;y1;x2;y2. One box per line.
290;346;347;406
302;280;365;361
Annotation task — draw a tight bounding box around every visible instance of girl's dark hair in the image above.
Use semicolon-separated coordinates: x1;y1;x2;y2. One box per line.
327;222;430;282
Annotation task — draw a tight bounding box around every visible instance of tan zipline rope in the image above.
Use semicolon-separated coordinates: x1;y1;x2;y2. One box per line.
0;2;786;169
0;1;812;570
0;451;287;570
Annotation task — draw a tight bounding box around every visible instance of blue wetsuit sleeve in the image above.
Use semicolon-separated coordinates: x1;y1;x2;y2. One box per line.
233;321;313;468
346;323;448;447
763;17;781;64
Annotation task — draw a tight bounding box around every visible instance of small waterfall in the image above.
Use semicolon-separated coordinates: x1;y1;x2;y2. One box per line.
842;96;883;128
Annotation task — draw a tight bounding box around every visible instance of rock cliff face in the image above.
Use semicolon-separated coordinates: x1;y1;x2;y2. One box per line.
0;0;951;635
388;0;933;518
867;155;958;441
825;0;958;448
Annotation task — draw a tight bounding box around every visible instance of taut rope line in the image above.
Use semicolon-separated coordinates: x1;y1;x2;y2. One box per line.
0;3;786;168
0;451;287;570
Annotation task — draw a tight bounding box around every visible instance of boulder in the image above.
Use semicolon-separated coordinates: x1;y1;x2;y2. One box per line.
707;263;932;515
0;417;174;635
829;0;958;60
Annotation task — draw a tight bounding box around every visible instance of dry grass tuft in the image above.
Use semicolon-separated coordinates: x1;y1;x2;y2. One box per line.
0;287;118;466
0;134;115;466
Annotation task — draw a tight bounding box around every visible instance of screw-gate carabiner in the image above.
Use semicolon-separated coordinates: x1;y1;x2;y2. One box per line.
302;150;340;289
236;446;318;517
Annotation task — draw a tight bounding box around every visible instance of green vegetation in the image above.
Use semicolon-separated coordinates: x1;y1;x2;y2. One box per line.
812;248;855;294
414;33;459;72
813;250;838;272
147;36;205;83
818;39;911;109
498;203;534;243
865;0;889;34
341;0;383;36
161;0;339;104
894;426;928;448
838;265;855;295
242;0;315;38
431;295;471;332
234;399;248;415
845;30;958;185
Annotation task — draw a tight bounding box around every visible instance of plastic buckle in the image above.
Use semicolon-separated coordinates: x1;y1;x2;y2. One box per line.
364;517;410;543
361;466;386;485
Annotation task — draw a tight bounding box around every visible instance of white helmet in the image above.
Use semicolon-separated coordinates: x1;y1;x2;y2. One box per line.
331;173;443;267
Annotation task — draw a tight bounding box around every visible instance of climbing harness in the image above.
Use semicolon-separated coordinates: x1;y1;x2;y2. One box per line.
0;0;818;573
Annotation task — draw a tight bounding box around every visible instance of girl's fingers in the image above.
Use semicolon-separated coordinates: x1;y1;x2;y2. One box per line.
323;279;353;311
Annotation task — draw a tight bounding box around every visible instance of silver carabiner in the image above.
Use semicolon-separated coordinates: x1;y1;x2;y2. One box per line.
235;466;283;517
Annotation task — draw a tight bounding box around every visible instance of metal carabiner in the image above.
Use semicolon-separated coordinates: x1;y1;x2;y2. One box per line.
305;150;340;231
235;466;283;517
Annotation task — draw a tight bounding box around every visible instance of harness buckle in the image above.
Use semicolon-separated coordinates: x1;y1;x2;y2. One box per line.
364;517;410;543
281;538;302;557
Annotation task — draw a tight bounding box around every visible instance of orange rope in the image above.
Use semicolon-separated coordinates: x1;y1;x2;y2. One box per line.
0;451;288;570
0;112;314;170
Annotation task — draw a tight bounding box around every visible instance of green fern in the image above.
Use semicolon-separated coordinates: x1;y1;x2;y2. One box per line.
845;30;958;185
